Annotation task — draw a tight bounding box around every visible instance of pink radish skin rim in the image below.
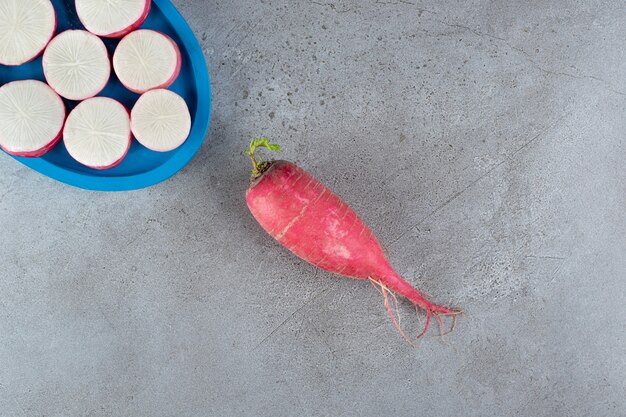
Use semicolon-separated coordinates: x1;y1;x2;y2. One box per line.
117;30;182;94
77;0;151;39
63;97;132;170
3;130;63;158
0;83;66;157
43;30;111;101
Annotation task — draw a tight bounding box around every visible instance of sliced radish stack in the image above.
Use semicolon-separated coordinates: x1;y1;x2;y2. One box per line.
0;0;57;66
63;97;131;170
131;89;191;152
113;30;182;94
76;0;151;38
0;80;65;157
43;30;111;101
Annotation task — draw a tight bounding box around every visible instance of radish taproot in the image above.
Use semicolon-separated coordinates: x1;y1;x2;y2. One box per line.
245;139;460;340
0;80;65;157
113;30;181;94
43;30;111;101
76;0;151;38
0;0;57;66
130;89;191;152
63;97;131;170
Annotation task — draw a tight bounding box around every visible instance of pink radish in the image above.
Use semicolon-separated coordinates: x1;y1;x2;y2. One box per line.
113;30;182;94
0;80;65;157
0;0;57;66
75;0;151;39
130;89;191;152
245;139;461;341
42;30;111;101
63;97;131;170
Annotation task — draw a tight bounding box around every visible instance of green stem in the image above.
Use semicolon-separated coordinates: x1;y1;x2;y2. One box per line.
245;138;281;177
248;152;260;174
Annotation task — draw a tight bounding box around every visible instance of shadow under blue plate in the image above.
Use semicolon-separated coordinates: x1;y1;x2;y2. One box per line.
0;0;211;191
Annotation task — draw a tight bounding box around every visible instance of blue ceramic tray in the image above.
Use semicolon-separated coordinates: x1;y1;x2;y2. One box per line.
0;0;211;191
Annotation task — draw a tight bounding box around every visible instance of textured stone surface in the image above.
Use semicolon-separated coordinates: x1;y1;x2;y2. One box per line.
1;1;625;416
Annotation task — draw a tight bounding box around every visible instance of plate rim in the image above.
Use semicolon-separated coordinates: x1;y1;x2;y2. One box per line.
7;0;212;192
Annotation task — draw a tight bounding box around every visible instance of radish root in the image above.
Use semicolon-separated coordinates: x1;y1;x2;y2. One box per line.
369;277;459;343
369;278;413;346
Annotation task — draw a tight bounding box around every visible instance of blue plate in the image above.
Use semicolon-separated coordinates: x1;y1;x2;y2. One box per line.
0;0;211;191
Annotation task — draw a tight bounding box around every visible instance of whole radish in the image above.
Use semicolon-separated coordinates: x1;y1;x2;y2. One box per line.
245;139;460;340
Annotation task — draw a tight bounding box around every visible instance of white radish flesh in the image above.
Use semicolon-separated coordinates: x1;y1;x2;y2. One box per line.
0;80;65;157
131;89;190;152
0;0;57;66
113;30;181;94
76;0;151;38
43;30;111;101
63;97;131;169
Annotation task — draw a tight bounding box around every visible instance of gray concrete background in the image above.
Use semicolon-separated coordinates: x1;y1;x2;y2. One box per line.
1;0;625;416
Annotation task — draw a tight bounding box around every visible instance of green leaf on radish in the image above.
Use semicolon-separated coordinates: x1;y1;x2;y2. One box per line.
246;137;281;156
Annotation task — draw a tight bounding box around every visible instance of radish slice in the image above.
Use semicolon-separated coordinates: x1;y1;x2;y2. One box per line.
0;80;65;157
63;97;131;170
43;30;111;101
0;0;57;66
113;30;182;94
131;89;191;152
76;0;151;38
